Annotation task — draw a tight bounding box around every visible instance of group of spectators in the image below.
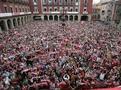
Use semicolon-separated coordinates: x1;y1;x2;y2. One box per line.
0;21;121;90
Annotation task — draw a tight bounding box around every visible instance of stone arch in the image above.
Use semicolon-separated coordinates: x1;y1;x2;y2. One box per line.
54;15;58;21
65;15;68;21
59;15;65;21
74;15;78;21
17;18;21;26
44;15;48;20
69;15;73;21
0;20;6;31
81;15;88;21
49;15;53;20
7;19;12;29
13;18;17;27
59;15;62;21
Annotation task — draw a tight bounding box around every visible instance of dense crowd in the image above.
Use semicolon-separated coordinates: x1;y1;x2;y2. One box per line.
0;21;121;90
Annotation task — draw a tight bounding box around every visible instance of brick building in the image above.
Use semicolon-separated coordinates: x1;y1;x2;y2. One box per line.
0;0;32;31
32;0;93;21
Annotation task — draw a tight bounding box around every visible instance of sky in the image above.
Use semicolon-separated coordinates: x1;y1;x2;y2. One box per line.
93;0;100;4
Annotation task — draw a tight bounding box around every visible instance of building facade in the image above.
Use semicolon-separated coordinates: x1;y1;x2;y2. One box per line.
33;0;93;21
92;3;101;21
99;0;121;24
0;0;32;32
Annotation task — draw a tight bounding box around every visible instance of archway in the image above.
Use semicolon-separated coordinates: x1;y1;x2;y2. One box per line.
59;16;62;21
49;15;53;20
69;15;73;21
13;19;17;27
17;18;20;26
74;15;78;21
44;15;48;20
81;15;88;21
0;20;6;31
65;15;68;21
54;15;58;21
7;19;12;29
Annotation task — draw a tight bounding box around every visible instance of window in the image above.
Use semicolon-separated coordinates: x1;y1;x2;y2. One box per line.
50;8;52;12
76;9;78;12
34;0;37;2
55;8;57;11
70;8;73;12
44;8;47;12
19;8;21;12
84;9;86;11
43;0;46;4
49;0;52;3
102;10;105;15
10;7;13;13
4;7;7;13
84;0;87;7
15;8;17;12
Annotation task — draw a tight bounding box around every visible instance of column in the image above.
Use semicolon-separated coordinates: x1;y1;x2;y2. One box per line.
4;20;9;31
53;15;54;21
10;19;14;28
0;26;2;32
73;15;75;21
22;17;25;24
15;18;18;27
48;15;49;21
68;15;69;21
78;15;80;22
73;15;74;21
52;15;54;21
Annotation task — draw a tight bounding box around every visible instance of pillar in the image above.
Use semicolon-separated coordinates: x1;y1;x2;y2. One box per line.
53;15;54;21
73;15;74;21
22;17;25;25
0;26;2;33
68;15;70;21
15;18;18;27
48;15;49;21
4;20;9;30
10;19;14;28
73;15;75;22
79;15;81;21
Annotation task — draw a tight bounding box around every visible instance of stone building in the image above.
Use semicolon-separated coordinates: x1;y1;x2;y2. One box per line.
99;0;121;24
0;0;32;31
32;0;93;21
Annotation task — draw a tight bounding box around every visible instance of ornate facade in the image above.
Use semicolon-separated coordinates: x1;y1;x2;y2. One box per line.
0;0;32;31
32;0;93;21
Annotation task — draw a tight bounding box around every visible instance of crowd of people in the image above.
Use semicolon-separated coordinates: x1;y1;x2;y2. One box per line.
0;21;121;90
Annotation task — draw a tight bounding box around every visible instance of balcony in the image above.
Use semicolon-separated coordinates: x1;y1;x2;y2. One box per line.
0;12;31;18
